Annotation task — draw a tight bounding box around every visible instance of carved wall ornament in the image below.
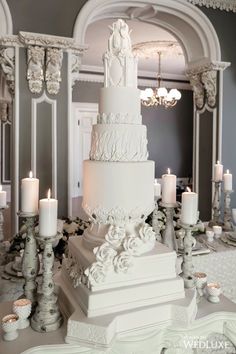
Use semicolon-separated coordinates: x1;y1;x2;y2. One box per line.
45;48;63;95
187;0;236;12
188;73;205;110
0;47;15;95
0;101;9;122
27;46;45;94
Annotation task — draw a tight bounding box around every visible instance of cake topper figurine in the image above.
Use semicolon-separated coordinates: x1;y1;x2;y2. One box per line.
108;19;132;54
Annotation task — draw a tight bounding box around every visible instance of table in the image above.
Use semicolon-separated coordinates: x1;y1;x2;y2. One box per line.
1;294;236;354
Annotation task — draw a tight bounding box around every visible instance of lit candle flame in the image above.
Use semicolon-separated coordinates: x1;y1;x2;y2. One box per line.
167;168;170;174
186;186;191;192
29;171;33;178
0;185;2;192
226;169;229;174
154;178;157;184
217;160;220;164
47;189;51;200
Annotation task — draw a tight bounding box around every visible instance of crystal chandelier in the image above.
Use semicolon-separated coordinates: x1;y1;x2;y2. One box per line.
140;52;181;108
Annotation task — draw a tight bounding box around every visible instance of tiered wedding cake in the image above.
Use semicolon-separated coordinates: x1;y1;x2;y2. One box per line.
58;19;197;348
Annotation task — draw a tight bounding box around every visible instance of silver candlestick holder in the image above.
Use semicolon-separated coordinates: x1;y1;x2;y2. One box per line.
208;180;223;227
160;202;178;252
18;211;39;308
223;190;234;231
0;205;9;242
31;234;63;332
180;222;196;289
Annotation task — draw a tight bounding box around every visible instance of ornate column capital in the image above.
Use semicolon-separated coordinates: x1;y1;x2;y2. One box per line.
45;47;63;95
27;45;45;94
0;47;15;95
186;60;230;110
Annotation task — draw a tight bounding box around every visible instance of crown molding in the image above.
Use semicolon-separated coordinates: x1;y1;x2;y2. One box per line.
186;58;231;76
187;0;236;12
0;32;87;54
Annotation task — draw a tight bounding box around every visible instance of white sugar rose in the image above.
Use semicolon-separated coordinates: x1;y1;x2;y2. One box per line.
139;224;156;244
105;225;126;248
84;262;107;286
93;242;117;265
113;251;133;273
123;236;143;256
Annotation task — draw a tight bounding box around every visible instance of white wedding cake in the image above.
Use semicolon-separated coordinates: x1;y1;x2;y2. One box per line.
58;20;197;349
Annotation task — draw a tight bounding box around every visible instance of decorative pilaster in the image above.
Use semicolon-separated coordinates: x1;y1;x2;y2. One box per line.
45;48;63;95
27;46;45;94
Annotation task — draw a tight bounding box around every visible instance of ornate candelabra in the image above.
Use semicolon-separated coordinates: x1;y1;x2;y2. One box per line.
223;190;234;231
208;180;222;227
18;212;39;307
160;202;178;252
0;205;9;242
180;222;196;288
31;234;63;332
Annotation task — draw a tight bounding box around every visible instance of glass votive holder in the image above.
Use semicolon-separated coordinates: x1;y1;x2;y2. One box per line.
206;282;221;303
13;299;32;329
1;314;19;341
212;225;222;239
206;230;214;242
194;272;207;302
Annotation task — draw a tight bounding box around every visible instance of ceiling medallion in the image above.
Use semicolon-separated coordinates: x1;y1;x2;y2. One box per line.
132;41;183;59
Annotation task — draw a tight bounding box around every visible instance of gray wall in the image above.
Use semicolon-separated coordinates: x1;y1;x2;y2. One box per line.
74;81;193;178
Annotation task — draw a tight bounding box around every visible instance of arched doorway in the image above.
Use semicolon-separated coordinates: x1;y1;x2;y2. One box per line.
72;0;230;220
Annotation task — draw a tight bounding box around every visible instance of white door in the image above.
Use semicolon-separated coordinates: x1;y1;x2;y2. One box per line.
72;102;98;197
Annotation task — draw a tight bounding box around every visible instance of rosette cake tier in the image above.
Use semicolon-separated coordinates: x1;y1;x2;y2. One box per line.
59;19;196;348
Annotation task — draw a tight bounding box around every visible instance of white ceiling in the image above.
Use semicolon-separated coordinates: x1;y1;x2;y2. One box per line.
82;19;186;80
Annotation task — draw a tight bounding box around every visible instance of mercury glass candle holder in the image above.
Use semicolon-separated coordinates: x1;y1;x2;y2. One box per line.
194;272;207;302
1;314;19;341
13;298;32;329
207;282;221;303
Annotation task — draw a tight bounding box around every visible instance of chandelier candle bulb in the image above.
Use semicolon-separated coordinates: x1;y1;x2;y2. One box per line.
39;189;58;237
161;168;176;204
154;178;161;198
21;171;39;213
214;161;223;181
0;185;7;208
180;188;198;225
223;169;232;191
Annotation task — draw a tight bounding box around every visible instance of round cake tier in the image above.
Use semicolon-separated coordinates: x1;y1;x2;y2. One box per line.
82;160;155;225
90;124;148;162
99;87;141;124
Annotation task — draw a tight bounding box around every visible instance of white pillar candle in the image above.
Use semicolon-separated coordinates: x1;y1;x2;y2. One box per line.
21;171;39;213
0;185;7;208
154;178;161;198
223;169;232;191
161;168;176;204
214;161;223;181
181;188;198;225
39;189;58;237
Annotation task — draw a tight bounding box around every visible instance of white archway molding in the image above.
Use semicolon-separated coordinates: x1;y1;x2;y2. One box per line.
0;0;13;35
73;0;221;67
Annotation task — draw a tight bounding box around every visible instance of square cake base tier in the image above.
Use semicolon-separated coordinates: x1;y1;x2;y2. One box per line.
55;272;197;349
60;261;185;317
68;237;179;292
